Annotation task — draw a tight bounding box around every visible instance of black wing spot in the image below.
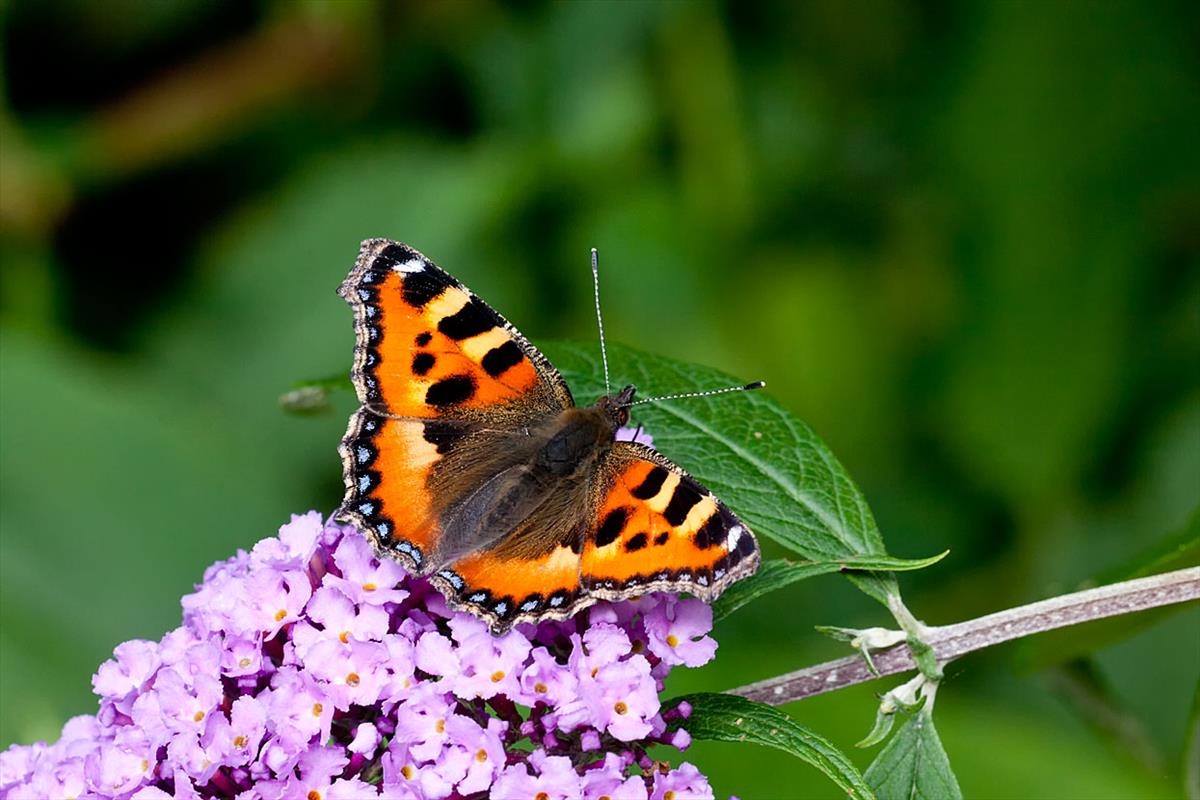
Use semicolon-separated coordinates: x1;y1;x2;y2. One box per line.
481;340;523;378
426;375;476;406
379;243;420;264
595;507;630;548
654;532;670;546
663;482;703;526
737;531;756;557
693;512;724;550
438;297;497;340
414;332;433;346
625;532;648;552
630;466;669;500
422;420;462;454
412;352;435;376
402;270;455;308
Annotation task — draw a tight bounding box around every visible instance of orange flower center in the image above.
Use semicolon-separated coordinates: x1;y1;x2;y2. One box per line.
312;703;324;717
238;657;252;668
664;792;677;800
346;672;360;687
401;765;415;780
536;794;550;800
339;631;350;644
614;701;628;715
274;609;287;622
233;735;247;749
475;748;488;763
307;791;321;800
193;711;205;723
534;682;548;694
490;670;506;683
665;634;679;648
435;719;445;733
362;583;377;592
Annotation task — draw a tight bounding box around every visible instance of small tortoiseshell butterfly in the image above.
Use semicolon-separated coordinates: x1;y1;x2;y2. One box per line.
336;239;760;632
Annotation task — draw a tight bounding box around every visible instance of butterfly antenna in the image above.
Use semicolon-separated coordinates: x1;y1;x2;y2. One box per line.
591;247;612;397
623;381;766;407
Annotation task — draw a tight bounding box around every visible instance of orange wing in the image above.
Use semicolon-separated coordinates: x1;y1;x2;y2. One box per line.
430;542;586;631
337;239;571;574
429;442;759;632
339;239;571;419
581;442;759;603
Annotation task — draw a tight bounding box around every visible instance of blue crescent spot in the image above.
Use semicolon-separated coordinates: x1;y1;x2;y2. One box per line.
437;571;465;590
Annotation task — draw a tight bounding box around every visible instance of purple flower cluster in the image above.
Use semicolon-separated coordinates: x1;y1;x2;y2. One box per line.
1;512;719;799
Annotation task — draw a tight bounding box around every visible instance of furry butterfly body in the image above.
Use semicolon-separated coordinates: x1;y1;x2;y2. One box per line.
337;239;759;632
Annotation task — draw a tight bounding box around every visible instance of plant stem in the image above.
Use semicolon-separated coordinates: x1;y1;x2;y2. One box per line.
729;567;1200;706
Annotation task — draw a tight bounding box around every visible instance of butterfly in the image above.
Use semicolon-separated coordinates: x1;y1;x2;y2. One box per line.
336;239;760;632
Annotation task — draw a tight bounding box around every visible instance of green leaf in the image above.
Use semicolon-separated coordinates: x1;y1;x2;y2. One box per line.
865;708;963;800
672;692;875;799
1018;509;1200;671
1096;506;1200;584
548;341;924;603
714;552;948;622
712;560;843;621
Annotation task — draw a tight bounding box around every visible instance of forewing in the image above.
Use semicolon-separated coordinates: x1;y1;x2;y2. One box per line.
337;239;572;573
339;239;572;419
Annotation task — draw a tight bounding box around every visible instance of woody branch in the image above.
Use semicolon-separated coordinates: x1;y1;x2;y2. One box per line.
728;567;1200;706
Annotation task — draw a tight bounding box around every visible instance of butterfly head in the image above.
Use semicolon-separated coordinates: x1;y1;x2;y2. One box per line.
595;384;636;428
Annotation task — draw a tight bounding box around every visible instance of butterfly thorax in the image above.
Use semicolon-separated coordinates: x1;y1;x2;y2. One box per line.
535;384;634;476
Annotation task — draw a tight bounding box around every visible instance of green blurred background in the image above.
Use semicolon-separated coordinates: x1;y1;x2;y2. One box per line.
1;1;1197;797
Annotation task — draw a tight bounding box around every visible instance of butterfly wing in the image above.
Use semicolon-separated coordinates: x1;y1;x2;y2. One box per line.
429;503;590;631
337;239;573;573
431;440;760;632
581;442;760;602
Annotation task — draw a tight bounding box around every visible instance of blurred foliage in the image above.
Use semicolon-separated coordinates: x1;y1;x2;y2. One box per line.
1;0;1197;796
